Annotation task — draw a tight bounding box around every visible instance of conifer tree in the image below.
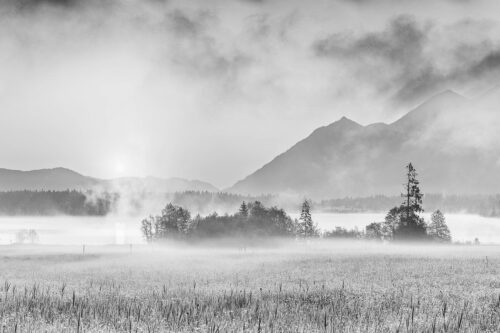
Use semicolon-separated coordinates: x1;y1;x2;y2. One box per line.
428;210;451;242
299;199;317;237
393;163;427;240
239;201;249;218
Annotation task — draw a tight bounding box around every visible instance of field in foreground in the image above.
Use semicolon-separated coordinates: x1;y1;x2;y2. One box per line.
0;241;499;332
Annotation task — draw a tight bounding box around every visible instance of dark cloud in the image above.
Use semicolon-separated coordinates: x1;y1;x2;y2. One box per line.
315;16;428;64
314;16;438;105
338;0;373;3
2;0;82;11
17;0;77;6
169;11;251;78
314;15;500;106
240;0;266;3
168;10;213;38
469;51;500;77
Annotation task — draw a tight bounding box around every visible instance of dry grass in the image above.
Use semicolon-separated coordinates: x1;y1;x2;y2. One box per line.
0;241;499;332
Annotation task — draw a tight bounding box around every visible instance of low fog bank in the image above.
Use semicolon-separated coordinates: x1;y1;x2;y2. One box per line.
137;238;497;258
1;239;497;261
0;212;498;245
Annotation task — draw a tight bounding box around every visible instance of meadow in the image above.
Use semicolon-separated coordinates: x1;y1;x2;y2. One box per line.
0;241;499;332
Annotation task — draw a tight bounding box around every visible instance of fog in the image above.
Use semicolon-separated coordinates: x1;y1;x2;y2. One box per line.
0;216;140;245
1;213;498;245
1;237;498;264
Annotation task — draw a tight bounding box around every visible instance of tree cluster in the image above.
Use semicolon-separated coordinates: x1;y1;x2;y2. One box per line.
365;164;452;242
141;200;319;242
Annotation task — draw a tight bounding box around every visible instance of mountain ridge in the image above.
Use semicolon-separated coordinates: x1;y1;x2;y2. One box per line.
0;167;219;193
228;90;500;198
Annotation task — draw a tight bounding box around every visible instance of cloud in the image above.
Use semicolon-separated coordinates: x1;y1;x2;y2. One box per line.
161;10;252;80
0;0;90;13
240;0;266;3
468;51;500;78
314;15;500;107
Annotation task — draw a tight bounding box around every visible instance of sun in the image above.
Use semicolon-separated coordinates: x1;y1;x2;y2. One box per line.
112;159;127;177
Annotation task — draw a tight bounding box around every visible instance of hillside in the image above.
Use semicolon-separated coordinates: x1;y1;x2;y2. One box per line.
229;90;500;198
0;167;99;191
0;168;218;193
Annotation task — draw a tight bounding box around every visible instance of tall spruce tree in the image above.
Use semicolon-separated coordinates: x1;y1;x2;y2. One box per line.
393;163;427;240
428;210;451;242
299;199;317;237
239;201;249;218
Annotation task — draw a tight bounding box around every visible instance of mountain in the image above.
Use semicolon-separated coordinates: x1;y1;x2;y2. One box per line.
0;168;219;193
105;177;219;193
0;167;99;191
229;90;500;198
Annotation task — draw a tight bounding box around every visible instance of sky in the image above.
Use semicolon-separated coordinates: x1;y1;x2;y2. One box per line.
2;0;500;188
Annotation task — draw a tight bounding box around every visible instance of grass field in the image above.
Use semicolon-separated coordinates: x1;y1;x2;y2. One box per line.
0;241;499;332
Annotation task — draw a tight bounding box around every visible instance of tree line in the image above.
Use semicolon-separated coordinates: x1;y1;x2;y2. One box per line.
319;194;500;217
141;163;452;243
1;187;499;218
0;190;117;216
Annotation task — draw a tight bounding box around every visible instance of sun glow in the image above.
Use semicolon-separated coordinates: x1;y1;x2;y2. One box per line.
114;161;126;175
109;156;129;178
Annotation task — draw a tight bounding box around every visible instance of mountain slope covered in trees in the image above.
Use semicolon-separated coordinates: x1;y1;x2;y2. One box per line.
229;90;500;198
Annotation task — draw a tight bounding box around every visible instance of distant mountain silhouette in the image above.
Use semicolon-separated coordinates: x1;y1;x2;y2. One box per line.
105;176;219;193
229;90;500;198
0;167;99;191
0;168;219;193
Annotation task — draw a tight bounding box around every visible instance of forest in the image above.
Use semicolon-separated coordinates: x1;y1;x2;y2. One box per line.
0;190;117;216
1;184;499;217
318;193;500;217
